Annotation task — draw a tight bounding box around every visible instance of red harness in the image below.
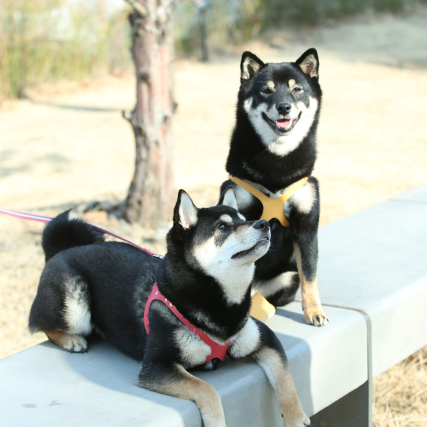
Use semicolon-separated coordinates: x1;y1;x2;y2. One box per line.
144;282;230;365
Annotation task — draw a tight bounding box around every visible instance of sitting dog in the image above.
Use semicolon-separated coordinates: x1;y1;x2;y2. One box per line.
29;188;310;427
221;49;328;326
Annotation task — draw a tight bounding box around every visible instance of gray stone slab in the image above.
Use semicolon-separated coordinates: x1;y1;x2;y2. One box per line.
392;184;427;203
0;304;367;427
296;184;427;377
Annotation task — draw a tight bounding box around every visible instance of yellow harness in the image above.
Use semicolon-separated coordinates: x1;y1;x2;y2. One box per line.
229;175;309;321
229;176;309;227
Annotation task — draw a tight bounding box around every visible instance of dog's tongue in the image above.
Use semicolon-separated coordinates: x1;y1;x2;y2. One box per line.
276;119;292;129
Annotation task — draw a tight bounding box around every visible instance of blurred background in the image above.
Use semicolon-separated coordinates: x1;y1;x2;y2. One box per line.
1;1;426;425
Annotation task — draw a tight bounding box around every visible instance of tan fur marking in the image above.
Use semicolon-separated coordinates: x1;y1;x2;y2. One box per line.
45;330;88;352
288;79;296;89
219;214;233;224
139;364;226;427
256;348;310;427
294;243;328;326
267;81;275;89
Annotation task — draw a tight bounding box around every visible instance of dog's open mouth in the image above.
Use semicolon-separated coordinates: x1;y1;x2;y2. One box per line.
262;111;301;135
232;236;270;259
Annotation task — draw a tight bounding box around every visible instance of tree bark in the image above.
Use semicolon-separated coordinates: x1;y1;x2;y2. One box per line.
124;0;175;226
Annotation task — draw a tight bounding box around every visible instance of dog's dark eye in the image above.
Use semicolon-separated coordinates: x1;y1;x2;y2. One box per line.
218;223;227;231
293;87;303;94
261;88;273;95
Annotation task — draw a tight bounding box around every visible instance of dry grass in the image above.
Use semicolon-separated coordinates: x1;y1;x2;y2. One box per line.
373;347;427;427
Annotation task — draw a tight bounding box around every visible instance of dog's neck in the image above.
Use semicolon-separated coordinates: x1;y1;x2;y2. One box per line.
226;110;317;193
156;248;251;342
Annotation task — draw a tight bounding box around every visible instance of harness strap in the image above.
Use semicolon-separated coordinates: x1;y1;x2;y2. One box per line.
144;282;230;364
229;176;309;227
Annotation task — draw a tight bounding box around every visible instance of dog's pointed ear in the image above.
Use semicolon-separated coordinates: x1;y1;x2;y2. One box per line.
174;190;198;230
218;186;238;211
296;48;319;78
241;51;265;80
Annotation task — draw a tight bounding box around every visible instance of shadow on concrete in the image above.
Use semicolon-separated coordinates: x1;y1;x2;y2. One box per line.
275;307;307;325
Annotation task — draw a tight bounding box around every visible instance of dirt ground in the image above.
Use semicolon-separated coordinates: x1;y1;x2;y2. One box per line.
1;9;426;427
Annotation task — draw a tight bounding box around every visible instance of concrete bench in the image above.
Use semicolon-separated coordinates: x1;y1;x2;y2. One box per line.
300;184;427;426
1;185;426;426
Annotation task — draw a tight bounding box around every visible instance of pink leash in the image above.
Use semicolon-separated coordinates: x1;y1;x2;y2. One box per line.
0;206;229;364
0;206;158;257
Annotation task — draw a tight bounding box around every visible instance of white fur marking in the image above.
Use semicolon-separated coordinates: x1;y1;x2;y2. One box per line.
254;271;298;299
289;181;316;214
229;318;260;358
247;97;319;157
268;98;319;157
64;278;92;335
219;214;233;224
174;327;211;367
193;226;269;305
243;97;253;113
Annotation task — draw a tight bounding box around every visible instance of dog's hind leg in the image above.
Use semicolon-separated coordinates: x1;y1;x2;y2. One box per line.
29;271;92;353
138;362;226;427
45;331;88;353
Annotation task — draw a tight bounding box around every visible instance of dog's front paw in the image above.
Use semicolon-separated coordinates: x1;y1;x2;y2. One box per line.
304;307;328;327
283;412;311;427
63;335;88;353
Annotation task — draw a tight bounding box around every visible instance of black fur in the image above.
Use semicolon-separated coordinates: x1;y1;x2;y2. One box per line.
29;192;264;365
42;210;105;262
226;50;321;192
221;49;323;308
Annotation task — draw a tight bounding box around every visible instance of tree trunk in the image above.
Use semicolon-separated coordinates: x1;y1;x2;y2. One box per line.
124;0;175;227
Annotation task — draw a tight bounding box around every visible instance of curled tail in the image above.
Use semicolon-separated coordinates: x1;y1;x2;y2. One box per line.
42;210;105;261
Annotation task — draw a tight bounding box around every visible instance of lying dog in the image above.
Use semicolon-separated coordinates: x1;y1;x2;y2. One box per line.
221;49;328;326
29;188;310;427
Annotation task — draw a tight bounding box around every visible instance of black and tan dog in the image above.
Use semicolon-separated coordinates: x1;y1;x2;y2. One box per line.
29;188;310;427
221;49;328;326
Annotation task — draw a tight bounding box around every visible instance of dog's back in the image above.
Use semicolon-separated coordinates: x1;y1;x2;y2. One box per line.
29;213;159;357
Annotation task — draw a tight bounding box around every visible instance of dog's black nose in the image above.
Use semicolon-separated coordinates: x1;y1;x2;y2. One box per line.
277;103;292;114
254;220;269;230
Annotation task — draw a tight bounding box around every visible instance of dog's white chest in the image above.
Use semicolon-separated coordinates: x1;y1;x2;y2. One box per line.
174;327;211;367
